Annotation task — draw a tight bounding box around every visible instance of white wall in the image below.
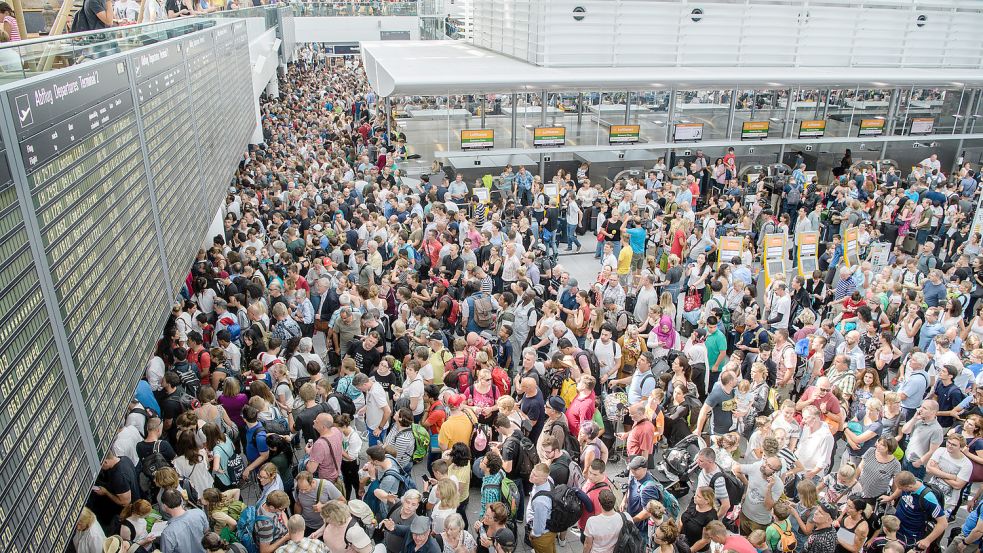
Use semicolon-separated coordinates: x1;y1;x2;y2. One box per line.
294;16;420;43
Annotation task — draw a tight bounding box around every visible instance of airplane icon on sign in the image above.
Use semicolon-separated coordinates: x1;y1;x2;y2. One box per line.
14;94;32;127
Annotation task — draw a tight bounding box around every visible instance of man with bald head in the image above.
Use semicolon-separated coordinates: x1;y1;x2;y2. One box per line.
519;376;546;442
305;412;344;493
901;399;944;480
835;330;865;372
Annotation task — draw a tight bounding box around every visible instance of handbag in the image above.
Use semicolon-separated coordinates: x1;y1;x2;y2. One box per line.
314;319;331;333
684;288;702;312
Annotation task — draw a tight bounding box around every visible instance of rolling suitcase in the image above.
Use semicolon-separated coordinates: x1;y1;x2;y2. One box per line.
880;223;900;246
901;234;918;255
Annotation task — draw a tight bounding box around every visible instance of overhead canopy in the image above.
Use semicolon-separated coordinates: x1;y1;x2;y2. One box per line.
361;40;983;97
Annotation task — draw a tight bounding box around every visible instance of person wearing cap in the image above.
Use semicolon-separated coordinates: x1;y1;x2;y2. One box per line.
611;351;658;406
380;515;440;553
800;502;839;553
490;526;516;553
622;456;662;533
537;396;570;462
437;394;475;451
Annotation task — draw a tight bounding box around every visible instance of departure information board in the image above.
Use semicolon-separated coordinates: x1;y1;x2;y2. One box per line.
187;30;217;225
6;56;168;457
0;134;90;552
0;21;253;551
135;41;202;293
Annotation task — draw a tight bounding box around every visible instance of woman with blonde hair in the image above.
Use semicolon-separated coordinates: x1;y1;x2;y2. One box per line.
72;508;107;553
495;395;523;431
618;324;647;379
881;391;903;443
430;478;461;533
439;513;477;553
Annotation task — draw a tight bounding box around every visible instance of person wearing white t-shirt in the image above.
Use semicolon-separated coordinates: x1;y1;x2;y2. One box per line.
765;284;792;331
591;325;622;386
584;488;624;553
395;363;426;418
353;373;392;446
925;435;972;510
920;154;941;173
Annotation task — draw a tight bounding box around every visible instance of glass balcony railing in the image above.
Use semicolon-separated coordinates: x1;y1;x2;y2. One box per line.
0;0;421;84
0;17;217;84
290;2;418;17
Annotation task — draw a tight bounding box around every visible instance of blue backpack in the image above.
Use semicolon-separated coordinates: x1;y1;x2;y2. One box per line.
383;456;417;494
236;505;270;553
794;337;810;357
219;314;242;342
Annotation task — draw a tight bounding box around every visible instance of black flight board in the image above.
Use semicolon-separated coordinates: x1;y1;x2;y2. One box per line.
185;30;218;243
5;56;164;458
231;22;253;164
0;132;90;552
135;41;202;294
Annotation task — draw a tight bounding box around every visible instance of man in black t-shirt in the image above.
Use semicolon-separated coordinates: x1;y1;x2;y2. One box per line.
134;416;177;464
440;244;465;284
155;372;188;443
88;450;140;526
346;332;382;373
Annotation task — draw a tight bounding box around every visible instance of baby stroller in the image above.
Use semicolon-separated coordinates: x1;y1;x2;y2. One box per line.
653;434;703;499
601;386;629;464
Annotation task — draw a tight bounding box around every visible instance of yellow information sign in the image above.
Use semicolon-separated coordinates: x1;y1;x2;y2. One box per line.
533;126;566;147
762;233;787;288
844;226;860;267
717;236;744;268
796;231;820;278
609;124;641;144
741;121;770;140
798;120;826;138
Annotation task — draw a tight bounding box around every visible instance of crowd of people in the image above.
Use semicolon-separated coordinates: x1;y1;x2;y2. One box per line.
73;45;983;553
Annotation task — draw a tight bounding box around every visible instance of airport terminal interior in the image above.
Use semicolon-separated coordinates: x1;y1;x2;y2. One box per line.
2;1;983;552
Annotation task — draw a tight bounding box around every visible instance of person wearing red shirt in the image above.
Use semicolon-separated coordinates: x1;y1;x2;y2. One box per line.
187;331;211;385
705;520;756;553
621;402;655;459
565;375;597;438
578;459;618;533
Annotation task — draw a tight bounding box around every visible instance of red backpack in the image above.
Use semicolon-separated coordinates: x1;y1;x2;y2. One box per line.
441;295;460;327
491;366;511;397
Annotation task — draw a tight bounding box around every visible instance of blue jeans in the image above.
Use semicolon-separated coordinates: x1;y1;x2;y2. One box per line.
518;187;533;206
368;427;387;447
594;239;605;258
544;231;558;258
903;457;927;480
613;241;622;258
566;223;581;249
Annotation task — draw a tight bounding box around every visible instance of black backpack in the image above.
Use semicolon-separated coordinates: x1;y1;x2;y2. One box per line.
509;434;539;480
710;470;746;512
575;349;602;393
173;362;201;397
534;484;583;533
614;512;645;553
138;441;171;497
327;392;357;416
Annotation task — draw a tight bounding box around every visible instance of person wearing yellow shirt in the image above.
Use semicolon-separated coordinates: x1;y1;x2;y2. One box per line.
617;234;633;288
426;334;452;387
438;394;476;450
